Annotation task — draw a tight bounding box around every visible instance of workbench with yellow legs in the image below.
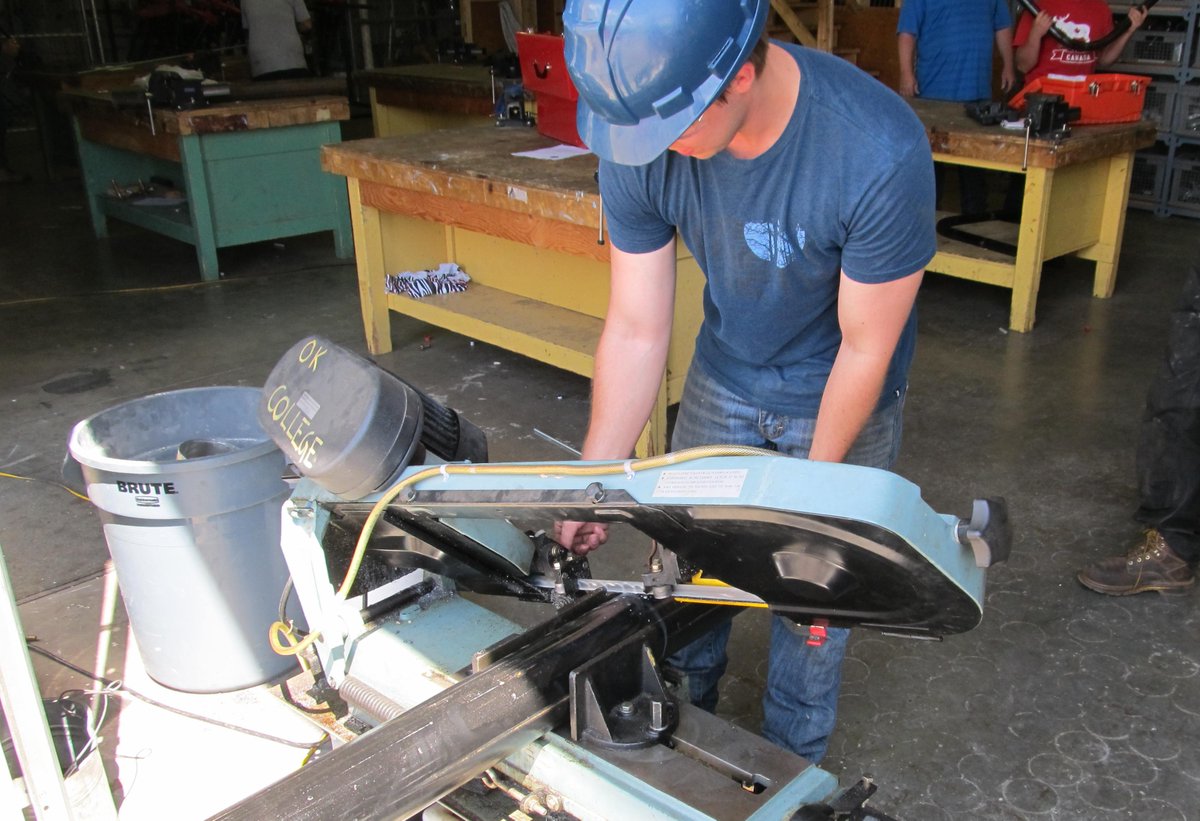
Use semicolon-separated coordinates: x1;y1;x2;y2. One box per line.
930;151;1135;333
912;98;1154;332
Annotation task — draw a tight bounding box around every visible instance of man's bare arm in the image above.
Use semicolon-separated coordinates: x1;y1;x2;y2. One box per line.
555;239;677;553
1014;12;1052;74
808;270;923;464
995;27;1016;93
897;32;919;98
578;240;678;460
1098;7;1147;68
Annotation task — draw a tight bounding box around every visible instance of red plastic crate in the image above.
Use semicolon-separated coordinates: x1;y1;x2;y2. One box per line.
1009;73;1153;125
516;32;585;148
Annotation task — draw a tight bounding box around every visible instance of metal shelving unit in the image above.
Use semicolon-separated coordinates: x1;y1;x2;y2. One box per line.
1110;1;1200;217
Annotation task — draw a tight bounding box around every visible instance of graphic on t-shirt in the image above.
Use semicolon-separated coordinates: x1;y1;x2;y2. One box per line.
1049;47;1095;65
1053;16;1091;41
744;222;806;268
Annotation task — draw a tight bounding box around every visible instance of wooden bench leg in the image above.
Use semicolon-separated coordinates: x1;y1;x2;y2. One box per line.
1009;167;1054;333
179;135;221;282
72;119;109;239
1086;153;1134;299
347;178;393;355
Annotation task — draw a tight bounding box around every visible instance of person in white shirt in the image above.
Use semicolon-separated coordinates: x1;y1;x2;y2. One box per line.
242;0;313;81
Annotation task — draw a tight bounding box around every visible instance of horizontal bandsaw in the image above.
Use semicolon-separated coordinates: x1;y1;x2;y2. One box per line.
216;336;1010;821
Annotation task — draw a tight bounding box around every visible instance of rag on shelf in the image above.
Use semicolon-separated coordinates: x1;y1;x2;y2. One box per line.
384;263;471;299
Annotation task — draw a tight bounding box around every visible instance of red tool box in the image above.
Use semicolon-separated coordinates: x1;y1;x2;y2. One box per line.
1009;73;1153;125
516;31;585;148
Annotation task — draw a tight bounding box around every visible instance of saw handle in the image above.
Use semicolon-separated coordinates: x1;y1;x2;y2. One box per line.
957;498;1013;568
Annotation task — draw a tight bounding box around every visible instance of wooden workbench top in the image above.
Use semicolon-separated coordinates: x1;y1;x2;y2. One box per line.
323;100;1156;229
323;127;601;226
62;90;350;137
908;98;1157;168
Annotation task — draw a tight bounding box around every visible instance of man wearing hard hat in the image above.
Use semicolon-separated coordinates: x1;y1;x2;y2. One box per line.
554;0;936;763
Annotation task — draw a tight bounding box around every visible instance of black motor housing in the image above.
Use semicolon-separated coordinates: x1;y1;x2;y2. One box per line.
260;336;486;499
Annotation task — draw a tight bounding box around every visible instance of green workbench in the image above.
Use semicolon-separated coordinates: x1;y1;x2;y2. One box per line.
66;92;354;281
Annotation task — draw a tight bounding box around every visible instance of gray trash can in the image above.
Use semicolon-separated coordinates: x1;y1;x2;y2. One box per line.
68;386;296;693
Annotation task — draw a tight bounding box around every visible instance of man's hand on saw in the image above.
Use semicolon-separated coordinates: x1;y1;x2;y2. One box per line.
554;520;609;555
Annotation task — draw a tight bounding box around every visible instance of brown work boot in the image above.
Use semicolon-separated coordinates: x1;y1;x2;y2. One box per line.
1077;529;1195;596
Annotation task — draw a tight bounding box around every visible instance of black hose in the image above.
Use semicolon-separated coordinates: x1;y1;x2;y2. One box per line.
1015;0;1158;52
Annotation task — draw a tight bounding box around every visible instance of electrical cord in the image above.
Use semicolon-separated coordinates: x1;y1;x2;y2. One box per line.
271;576;312;673
26;641;328;755
0;470;90;502
277;577;294;626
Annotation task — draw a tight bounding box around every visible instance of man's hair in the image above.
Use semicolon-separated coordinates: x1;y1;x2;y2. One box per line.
717;33;770;102
747;32;769;75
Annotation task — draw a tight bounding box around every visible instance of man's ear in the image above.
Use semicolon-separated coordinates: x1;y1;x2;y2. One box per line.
727;61;757;95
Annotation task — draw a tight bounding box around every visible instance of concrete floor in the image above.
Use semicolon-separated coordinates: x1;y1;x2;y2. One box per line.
2;123;1199;820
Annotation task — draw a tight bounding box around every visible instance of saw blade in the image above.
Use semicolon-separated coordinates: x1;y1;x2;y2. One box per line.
526;575;767;607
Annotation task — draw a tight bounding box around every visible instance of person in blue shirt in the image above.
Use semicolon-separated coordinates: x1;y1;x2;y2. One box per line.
898;0;1015;102
897;0;1015;216
557;0;935;763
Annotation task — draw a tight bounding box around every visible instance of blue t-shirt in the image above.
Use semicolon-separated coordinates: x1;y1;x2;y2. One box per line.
600;44;936;417
897;0;1012;102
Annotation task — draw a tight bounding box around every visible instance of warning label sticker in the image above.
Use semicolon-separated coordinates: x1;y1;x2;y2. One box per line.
652;469;747;499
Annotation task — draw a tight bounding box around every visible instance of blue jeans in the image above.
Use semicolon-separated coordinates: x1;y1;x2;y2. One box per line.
666;364;905;763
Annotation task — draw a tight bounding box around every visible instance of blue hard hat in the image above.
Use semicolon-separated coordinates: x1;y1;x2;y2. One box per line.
564;0;770;166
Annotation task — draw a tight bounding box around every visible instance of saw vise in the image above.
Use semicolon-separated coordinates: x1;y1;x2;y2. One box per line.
216;336;1011;820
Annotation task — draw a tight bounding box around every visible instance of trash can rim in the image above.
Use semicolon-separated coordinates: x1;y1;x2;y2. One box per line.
68;386;280;473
